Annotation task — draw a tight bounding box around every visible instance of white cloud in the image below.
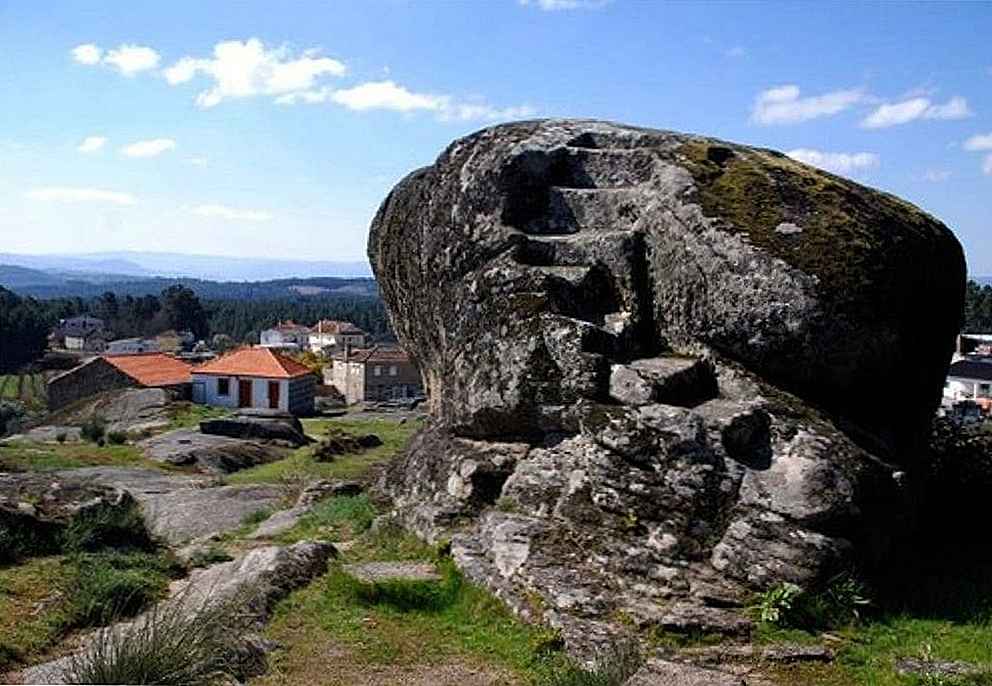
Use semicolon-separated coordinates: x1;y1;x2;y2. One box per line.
518;0;610;9
187;156;209;167
327;80;536;122
751;85;864;125
26;187;136;206
725;46;747;59
121;138;176;158
71;43;102;65
923;169;951;183
984;155;992;176
964;133;992;151
164;39;346;108
786;148;879;175
73;43;160;76
103;44;161;76
77;136;107;153
190;204;271;222
862;95;972;128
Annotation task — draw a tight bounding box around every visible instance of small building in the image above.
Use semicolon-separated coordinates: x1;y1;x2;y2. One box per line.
308;320;367;355
156;330;195;354
945;358;992;411
192;347;316;415
106;337;161;355
260;321;310;351
326;345;423;405
53;315;106;351
48;352;193;410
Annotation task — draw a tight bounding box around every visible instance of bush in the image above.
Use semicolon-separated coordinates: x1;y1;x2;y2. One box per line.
80;417;107;444
755;574;870;631
107;431;128;445
0;400;25;438
56;431;68;444
61;586;255;686
541;642;642;686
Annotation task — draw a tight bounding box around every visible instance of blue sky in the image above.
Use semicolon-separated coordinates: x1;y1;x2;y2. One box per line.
1;0;990;273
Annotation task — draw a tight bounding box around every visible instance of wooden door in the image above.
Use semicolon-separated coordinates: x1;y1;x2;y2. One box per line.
238;380;252;408
268;381;280;409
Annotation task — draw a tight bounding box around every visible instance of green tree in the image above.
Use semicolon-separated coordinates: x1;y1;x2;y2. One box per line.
160;285;208;339
0;286;50;373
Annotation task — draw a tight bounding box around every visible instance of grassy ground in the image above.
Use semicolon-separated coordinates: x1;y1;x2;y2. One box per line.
256;524;570;686
167;402;232;431
0;440;159;472
0;374;47;411
227;416;421;485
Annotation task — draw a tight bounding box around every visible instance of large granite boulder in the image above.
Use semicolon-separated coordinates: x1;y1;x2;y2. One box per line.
200;410;312;447
368;120;965;654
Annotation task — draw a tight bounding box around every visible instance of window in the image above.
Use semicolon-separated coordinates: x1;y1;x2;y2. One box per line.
217;378;230;396
981;383;991;398
373;365;382;376
389;365;398;376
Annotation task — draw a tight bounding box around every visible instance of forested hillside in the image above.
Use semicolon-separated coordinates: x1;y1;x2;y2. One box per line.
964;280;992;333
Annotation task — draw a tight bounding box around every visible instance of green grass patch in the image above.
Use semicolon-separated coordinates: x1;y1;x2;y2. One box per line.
0;374;47;410
0;440;154;472
167;402;231;431
186;545;234;569
276;494;376;544
0;550;180;673
227;416;420;486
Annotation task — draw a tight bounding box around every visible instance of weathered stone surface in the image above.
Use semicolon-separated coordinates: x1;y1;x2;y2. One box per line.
344;561;442;583
56;388;173;434
50;467;285;545
624;659;744;686
201;411;312;447
894;656;985;680
14;541;335;685
369;119;965;657
296;479;364;508
140;428;286;473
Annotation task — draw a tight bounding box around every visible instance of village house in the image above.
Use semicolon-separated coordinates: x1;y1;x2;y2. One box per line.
52;316;106;352
326;345;423;405
48;352;194;410
945;358;992;410
192;347;316;415
106;337;161;355
308;320;367;355
156;330;195;354
259;320;310;351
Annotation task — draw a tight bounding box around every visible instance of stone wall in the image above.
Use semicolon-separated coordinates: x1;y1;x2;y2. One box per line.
47;358;136;410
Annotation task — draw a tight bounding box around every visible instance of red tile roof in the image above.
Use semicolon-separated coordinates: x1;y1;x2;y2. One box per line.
332;345;412;364
102;353;193;387
193;347;315;379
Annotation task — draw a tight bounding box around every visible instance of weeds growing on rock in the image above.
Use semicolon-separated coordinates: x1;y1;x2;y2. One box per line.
61;501;154;554
540;642;642;686
61;586;257;686
755;573;871;631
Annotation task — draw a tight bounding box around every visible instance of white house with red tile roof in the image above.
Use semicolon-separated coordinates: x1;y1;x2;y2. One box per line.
192;347;316;415
259;320;310;351
308;320;367;354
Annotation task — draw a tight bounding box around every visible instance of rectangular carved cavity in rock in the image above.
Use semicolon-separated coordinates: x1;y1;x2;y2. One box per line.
367;119;966;660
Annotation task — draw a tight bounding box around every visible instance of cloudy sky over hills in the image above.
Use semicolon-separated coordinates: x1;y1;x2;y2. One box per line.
1;1;990;271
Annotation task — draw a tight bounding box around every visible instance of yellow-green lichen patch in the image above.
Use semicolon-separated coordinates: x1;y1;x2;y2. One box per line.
674;140;941;306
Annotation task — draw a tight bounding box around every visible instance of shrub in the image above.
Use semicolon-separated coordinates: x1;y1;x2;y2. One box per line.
755;574;870;630
80;417;107;444
0;400;25;437
61;587;255;686
541;642;642;686
56;431;68;444
107;431;128;445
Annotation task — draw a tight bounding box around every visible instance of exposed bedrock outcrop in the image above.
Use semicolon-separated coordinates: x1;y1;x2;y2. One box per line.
368;119;965;653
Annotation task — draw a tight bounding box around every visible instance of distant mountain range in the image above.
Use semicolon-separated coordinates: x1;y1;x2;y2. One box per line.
975;276;992;287
0;263;378;301
0;251;372;282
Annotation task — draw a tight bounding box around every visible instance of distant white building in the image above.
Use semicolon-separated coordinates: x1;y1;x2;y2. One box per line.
191;347;316;415
308;320;367;355
54;316;106;352
106;337;160;355
260;321;309;351
944;358;992;403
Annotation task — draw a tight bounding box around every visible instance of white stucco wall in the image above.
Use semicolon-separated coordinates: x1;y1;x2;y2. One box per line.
946;376;992;400
192;373;289;411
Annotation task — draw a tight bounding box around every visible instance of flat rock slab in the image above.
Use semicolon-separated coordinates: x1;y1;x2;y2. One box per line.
248;506;307;540
625;659;744;686
13;541;335;685
139;428;286;474
57;467;284;545
343;561;441;584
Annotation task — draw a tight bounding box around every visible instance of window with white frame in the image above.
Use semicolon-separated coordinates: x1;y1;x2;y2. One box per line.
389;365;397;376
373;365;382;376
